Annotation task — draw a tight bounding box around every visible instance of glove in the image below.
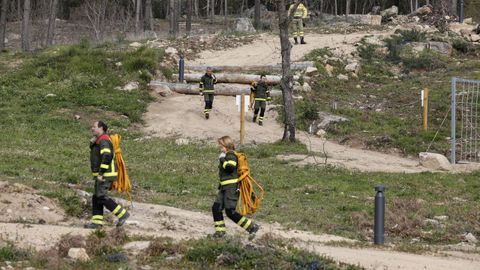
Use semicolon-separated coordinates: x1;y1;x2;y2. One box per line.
199;91;203;96
219;152;226;159
97;175;105;182
89;136;97;148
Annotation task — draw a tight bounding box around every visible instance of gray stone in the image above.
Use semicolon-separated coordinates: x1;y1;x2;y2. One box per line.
345;62;361;74
424;218;440;226
140;266;152;270
165;47;178;55
234;18;256;33
381;5;398;19
419;152;452;171
434;215;448;221
428;42;453;56
151;84;172;97
305;66;319;76
129;42;143;48
337;74;349;81
309;112;349;134
470;34;480;42
324;64;334;77
463;18;473;25
346;15;382;26
175;138;189;145
123;241;151;252
302;82;312;92
68;248;90;262
123;82;139;91
465;233;478;243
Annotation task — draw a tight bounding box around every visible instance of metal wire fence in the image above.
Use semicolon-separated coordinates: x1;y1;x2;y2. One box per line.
451;77;480;163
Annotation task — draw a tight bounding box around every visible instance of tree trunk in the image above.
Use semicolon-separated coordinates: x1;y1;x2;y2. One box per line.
144;0;153;31
194;0;198;17
135;0;141;33
223;0;227;28
0;0;7;51
46;0;58;46
254;0;260;29
149;81;281;97
334;0;338;16
21;0;30;51
206;0;210;18
185;61;314;72
210;0;215;22
174;0;180;34
186;0;192;34
277;0;296;142
346;0;351;17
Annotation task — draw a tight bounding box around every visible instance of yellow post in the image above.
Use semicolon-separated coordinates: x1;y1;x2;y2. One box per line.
240;94;245;144
423;88;429;132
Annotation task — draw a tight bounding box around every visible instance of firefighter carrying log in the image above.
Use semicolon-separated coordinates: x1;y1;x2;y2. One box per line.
250;75;271;126
85;121;130;229
289;0;308;45
199;67;217;119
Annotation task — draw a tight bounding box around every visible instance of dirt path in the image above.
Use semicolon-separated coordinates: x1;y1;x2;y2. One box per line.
143;94;427;173
191;31;393;66
2;194;479;270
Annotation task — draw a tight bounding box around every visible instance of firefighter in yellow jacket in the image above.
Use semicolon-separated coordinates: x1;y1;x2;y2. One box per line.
289;0;308;45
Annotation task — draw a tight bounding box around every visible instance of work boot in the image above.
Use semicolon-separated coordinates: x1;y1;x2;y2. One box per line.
205;113;209;120
258;121;263;126
293;37;298;45
84;223;103;229
116;212;130;227
253;114;258;122
300;37;306;44
211;231;226;238
247;223;260;234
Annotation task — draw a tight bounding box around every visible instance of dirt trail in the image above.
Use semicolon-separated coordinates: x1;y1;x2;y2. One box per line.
144;94;426;173
2;191;479;270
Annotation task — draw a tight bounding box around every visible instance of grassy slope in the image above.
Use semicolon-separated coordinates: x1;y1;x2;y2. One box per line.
0;40;479;258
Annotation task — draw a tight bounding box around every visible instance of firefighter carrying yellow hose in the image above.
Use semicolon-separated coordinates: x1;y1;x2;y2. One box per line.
289;0;308;45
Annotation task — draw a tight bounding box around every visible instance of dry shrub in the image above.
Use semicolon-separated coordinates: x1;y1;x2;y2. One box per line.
350;211;372;240
146;237;185;257
86;228;128;256
386;198;426;238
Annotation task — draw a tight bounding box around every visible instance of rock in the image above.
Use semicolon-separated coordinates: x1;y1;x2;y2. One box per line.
476;24;480;34
74;115;81;120
6;209;12;214
424;218;440;226
302;82;312;92
75;189;91;198
381;5;398;19
356;84;361;89
45;93;56;98
345;62;360;74
165;47;178;55
68;248;90;262
129;42;142;48
428;42;453;56
419;152;452;171
305;66;319;76
324;64;334;77
434;215;448;221
309;112;349;134
115;62;123;67
122;82;139;91
315;129;326;138
463;18;473;25
234;18;256;33
464;233;478;243
337;74;349;81
363;36;383;46
140;266;152;270
216;252;236;265
151;84;172;97
175;138;189;145
412;5;433;16
470;34;480;42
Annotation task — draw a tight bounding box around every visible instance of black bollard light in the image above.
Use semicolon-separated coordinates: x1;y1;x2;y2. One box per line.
374;185;385;245
178;55;185;83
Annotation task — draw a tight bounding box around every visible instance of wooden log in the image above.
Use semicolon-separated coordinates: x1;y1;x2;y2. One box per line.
174;72;310;85
149;81;282;97
184;61;314;73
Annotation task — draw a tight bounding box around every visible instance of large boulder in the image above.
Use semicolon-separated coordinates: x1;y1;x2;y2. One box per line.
309;112;349;134
68;248;90;262
381;5;398;20
428;42;453;56
234;18;256;33
419;152;452;171
411;5;433;16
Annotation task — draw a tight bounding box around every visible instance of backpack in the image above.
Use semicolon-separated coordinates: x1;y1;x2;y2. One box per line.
234;152;264;216
110;134;133;204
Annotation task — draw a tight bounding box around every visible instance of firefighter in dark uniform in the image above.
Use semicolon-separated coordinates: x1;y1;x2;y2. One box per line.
250;75;271;126
85;121;130;229
211;136;260;238
199;67;217;119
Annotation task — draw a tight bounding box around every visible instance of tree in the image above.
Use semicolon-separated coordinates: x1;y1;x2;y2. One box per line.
135;0;142;34
277;0;300;142
144;0;154;31
186;0;192;34
21;0;31;51
254;0;260;29
0;0;7;51
46;0;58;46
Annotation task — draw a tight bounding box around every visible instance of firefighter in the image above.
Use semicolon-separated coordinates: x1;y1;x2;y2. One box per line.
211;136;260;238
250;75;271;126
289;0;308;45
199;67;217;119
85;121;130;229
